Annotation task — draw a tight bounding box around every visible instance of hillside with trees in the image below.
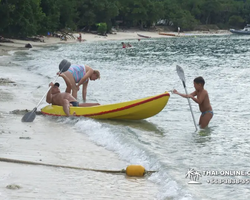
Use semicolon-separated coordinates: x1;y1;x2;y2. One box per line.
0;0;249;37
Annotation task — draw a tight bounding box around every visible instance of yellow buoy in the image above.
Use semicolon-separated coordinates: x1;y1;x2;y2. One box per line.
126;165;145;177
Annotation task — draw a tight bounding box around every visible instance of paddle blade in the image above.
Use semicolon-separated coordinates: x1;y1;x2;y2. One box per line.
21;108;37;122
59;59;71;72
176;65;186;82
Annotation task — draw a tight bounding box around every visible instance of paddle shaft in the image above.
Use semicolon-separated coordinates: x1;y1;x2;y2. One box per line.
22;69;68;122
35;74;61;108
182;80;198;131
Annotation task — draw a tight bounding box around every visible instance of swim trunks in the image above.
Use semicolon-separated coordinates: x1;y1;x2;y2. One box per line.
67;64;88;83
201;110;213;116
70;101;79;107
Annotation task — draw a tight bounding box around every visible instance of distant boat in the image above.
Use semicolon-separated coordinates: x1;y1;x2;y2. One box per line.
137;33;151;38
159;32;176;37
230;24;250;35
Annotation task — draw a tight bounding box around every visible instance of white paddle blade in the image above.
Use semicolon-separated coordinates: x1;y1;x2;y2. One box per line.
176;65;186;82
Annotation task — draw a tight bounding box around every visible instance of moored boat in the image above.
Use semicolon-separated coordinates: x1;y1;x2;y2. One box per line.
137;33;151;38
230;24;250;35
41;92;170;120
159;32;176;37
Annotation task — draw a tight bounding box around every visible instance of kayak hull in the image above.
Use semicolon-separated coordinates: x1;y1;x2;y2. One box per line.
41;92;170;120
159;32;176;37
137;33;151;38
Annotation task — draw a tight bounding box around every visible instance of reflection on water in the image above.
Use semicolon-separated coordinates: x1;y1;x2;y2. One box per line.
100;119;164;135
192;129;212;144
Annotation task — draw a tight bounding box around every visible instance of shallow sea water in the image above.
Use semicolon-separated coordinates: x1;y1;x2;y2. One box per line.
1;34;250;200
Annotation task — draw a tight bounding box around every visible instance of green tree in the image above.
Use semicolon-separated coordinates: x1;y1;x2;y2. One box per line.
58;0;78;30
0;0;44;37
76;0;118;32
39;0;61;34
200;0;222;24
229;15;244;27
117;0;163;28
241;0;250;24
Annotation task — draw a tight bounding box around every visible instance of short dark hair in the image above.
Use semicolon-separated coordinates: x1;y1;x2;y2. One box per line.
194;76;205;85
54;82;60;87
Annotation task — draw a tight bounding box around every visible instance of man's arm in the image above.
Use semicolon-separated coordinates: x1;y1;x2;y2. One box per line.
190;90;206;105
82;81;88;102
77;67;93;87
46;82;54;103
173;89;197;98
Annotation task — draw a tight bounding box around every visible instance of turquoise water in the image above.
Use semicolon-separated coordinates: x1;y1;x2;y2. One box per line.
7;35;250;199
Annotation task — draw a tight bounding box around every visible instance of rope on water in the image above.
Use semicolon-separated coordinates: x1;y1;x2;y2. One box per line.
0;157;156;176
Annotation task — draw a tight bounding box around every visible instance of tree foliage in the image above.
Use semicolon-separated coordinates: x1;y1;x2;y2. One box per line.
0;0;249;37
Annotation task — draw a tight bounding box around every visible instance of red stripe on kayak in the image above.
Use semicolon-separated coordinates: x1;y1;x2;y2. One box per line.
41;92;170;117
84;92;169;117
40;112;67;117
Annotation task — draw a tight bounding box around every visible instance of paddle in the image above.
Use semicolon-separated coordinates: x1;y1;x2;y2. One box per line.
176;65;198;131
21;59;71;122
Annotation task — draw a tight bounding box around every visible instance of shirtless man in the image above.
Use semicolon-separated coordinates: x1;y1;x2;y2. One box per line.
46;73;100;116
173;76;213;128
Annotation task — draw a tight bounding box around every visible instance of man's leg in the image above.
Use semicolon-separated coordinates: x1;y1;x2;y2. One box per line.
199;113;213;129
62;99;71;116
63;71;78;98
79;103;100;107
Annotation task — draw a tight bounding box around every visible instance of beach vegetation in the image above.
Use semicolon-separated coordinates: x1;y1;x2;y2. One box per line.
0;0;249;38
97;23;107;35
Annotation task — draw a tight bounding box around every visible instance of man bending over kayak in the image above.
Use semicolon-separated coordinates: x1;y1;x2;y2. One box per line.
46;73;100;116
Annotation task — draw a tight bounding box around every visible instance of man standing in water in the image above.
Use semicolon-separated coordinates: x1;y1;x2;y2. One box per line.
46;73;99;116
173;76;213;128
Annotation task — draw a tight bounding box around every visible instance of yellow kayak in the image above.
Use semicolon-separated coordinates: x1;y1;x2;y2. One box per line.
41;92;170;120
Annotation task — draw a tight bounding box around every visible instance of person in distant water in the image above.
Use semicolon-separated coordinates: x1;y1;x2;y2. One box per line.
60;63;100;102
138;39;141;41
173;76;213;129
46;73;100;116
178;27;180;36
127;43;132;47
121;42;126;48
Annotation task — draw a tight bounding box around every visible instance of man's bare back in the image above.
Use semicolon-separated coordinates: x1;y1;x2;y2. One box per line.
51;92;77;106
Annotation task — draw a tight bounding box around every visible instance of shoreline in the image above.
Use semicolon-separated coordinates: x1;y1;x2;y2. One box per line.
0;47;160;199
0;30;231;56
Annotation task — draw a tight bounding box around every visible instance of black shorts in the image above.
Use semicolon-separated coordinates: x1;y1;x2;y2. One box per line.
70;101;79;107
